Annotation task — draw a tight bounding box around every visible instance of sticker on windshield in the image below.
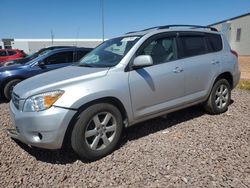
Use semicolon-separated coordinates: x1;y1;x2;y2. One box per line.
121;37;139;42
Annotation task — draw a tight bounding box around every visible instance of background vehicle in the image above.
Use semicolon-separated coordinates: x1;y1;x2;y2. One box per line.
8;25;240;161
0;47;92;100
0;49;26;63
0;46;74;67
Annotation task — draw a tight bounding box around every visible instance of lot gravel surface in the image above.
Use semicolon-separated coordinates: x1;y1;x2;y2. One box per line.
0;89;250;187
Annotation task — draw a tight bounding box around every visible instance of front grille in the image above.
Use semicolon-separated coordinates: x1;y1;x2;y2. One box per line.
12;92;20;110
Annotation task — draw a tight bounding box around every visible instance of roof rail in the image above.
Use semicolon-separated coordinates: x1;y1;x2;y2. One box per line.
126;24;218;34
158;25;218;31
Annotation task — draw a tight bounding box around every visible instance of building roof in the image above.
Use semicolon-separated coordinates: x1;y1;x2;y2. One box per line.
13;39;103;42
209;12;250;26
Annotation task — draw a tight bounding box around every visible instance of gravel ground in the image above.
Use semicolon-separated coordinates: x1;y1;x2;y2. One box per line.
0;89;250;187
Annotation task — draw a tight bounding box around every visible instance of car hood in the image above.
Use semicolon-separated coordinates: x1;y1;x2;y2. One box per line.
14;65;109;99
0;64;24;72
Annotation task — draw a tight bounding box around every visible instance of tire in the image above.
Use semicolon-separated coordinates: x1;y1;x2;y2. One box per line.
3;79;21;100
204;79;231;114
71;103;123;161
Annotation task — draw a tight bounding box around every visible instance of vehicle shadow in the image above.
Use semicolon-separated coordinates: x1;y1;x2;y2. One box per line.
120;105;205;146
13;100;234;164
0;98;8;104
13;139;82;164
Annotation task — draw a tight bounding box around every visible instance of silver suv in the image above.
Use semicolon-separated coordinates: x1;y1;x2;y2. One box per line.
7;25;240;160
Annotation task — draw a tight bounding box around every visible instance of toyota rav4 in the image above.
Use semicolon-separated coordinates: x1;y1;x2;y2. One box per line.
7;25;240;160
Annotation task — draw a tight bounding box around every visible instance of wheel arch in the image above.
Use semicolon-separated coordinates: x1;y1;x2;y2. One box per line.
62;96;128;149
214;72;233;89
1;76;24;97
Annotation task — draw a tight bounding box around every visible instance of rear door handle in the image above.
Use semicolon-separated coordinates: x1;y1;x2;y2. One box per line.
173;67;184;73
211;60;220;65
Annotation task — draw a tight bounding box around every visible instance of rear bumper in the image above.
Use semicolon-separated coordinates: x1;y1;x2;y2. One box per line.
7;101;76;149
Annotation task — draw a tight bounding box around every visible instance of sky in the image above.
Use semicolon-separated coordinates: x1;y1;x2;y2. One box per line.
0;0;250;39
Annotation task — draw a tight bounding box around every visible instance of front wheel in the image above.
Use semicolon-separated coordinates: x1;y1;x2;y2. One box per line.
3;79;21;100
71;103;123;161
204;79;231;114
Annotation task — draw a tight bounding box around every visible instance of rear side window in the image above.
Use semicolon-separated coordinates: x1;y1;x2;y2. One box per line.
180;36;207;58
206;33;223;52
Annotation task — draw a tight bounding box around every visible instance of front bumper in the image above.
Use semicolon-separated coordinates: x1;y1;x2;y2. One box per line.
7;101;76;149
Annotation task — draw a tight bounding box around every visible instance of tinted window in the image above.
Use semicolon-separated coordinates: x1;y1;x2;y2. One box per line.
139;37;177;65
8;51;17;56
76;50;89;61
0;51;7;56
206;33;222;52
180;36;207;57
44;51;73;65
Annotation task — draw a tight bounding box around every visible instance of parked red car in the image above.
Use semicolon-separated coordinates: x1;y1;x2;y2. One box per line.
0;49;26;63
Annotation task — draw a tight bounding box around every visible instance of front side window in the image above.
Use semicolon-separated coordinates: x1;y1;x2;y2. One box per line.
44;51;73;65
76;50;89;61
78;36;141;67
139;37;177;65
180;36;207;57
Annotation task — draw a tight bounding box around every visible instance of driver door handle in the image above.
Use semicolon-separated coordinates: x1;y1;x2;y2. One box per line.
211;60;220;65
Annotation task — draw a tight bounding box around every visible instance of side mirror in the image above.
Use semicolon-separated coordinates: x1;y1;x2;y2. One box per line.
132;55;153;69
37;60;46;68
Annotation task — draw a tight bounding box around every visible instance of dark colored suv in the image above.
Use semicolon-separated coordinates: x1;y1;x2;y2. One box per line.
1;46;75;67
0;47;92;100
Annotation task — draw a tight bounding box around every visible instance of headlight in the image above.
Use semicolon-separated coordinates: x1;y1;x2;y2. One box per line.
23;90;64;112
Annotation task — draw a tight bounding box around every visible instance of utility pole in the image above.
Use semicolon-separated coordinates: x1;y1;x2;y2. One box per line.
101;0;105;41
51;30;54;46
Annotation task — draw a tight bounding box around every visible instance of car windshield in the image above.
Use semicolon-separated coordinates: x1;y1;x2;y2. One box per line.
24;50;51;65
77;36;141;67
24;52;39;61
23;49;52;62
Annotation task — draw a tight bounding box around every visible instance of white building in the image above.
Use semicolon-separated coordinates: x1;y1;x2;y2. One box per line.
209;13;250;56
0;38;103;54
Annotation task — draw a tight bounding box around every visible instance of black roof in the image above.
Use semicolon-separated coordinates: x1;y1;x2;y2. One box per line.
208;12;250;26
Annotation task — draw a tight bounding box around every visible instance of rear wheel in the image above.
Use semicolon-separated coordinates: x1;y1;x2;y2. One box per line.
71;103;123;161
4;79;21;100
204;79;231;114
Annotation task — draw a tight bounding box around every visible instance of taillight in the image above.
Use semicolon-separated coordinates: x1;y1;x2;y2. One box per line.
230;49;238;58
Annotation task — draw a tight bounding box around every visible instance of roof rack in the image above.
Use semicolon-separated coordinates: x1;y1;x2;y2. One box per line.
126;24;218;34
158;25;218;31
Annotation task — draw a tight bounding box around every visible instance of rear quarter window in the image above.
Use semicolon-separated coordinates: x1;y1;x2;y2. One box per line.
206;33;223;52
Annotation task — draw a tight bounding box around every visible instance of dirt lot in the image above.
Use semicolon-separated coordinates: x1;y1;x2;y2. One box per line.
0;89;250;187
239;56;250;80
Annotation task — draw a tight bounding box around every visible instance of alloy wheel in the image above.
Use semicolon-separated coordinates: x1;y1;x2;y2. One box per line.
84;112;117;151
215;84;229;109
